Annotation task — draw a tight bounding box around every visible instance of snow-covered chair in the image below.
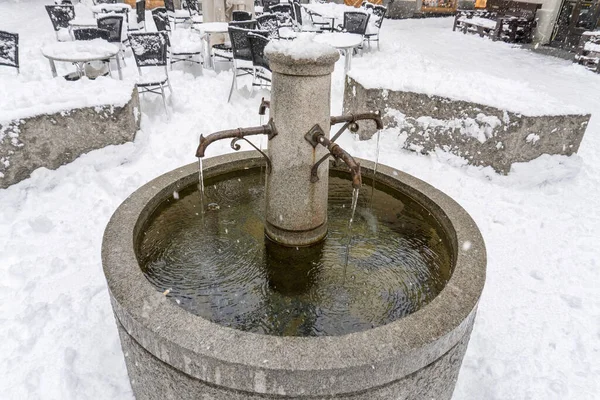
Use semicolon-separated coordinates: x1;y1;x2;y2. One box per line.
228;27;265;102
0;30;19;74
291;1;322;33
364;5;386;50
45;4;75;41
128;0;147;32
248;32;271;90
257;14;279;40
164;0;191;30
72;28;112;78
269;4;293;28
233;11;252;21
97;15;127;64
129;32;172;115
153;11;203;70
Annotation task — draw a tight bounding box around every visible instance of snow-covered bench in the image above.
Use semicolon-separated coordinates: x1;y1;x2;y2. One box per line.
453;0;541;43
0;78;140;189
575;31;600;73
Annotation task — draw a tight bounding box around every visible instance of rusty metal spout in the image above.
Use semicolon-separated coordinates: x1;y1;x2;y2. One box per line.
195;119;277;158
315;134;362;189
330;111;383;131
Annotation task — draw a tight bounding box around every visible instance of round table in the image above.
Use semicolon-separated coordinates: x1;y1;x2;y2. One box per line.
69;17;98;28
313;32;363;75
41;39;122;80
90;3;131;14
195;22;229;69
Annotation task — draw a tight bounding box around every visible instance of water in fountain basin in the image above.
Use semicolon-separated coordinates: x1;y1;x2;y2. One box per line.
343;187;360;273
138;168;452;337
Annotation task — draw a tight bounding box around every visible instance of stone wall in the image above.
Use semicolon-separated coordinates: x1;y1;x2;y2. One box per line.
344;77;590;174
0;88;140;189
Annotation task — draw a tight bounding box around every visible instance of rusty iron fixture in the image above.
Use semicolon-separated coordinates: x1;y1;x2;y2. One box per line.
330;111;384;136
258;98;270;116
305;124;362;189
195;118;278;158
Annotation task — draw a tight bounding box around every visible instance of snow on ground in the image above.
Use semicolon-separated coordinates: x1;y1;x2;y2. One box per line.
0;2;599;399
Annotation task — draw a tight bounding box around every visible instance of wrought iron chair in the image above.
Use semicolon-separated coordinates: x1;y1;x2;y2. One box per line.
228;27;267;102
129;32;172;115
0;30;19;74
364;5;386;50
73;27;111;41
212;20;257;64
338;11;370;35
164;0;191;29
100;7;130;30
257;14;279;40
292;1;321;33
233;10;252;21
248;32;270;90
153;10;203;70
269;4;293;27
97;15;127;64
186;0;203;25
128;0;146;32
45;4;75;41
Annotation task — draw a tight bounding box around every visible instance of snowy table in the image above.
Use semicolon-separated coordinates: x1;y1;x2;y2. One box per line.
41;39;122;80
195;22;229;69
313;32;362;75
69;17;98;28
90;3;131;15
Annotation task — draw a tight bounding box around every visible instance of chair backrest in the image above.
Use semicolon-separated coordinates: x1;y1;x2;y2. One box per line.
186;0;201;15
101;8;129;24
230;20;258;29
136;0;146;25
129;32;168;68
94;0;118;4
152;8;171;32
248;32;270;71
257;14;279;39
263;0;280;11
343;11;370;35
233;10;252;21
371;5;386;29
97;15;124;43
164;0;176;13
73;27;111;41
45;5;75;31
229;26;255;62
292;1;303;25
363;2;374;11
0;30;19;70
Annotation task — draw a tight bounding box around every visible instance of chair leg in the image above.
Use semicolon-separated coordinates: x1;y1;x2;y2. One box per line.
159;84;168;115
227;70;237;103
167;79;173;94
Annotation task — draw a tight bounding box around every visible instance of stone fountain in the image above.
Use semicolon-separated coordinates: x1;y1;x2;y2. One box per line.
102;41;486;399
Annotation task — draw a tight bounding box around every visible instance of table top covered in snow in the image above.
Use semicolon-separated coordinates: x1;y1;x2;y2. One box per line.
195;22;229;33
68;17;99;27
41;39;119;63
90;3;131;13
457;16;498;30
313;32;363;49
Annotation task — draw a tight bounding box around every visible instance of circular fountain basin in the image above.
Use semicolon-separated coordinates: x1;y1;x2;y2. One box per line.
102;151;486;399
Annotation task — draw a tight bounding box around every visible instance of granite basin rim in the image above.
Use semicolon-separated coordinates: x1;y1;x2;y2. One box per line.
102;150;486;395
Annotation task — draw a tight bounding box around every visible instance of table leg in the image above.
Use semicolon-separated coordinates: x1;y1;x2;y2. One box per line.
344;49;352;75
49;59;58;78
207;33;214;69
115;54;123;80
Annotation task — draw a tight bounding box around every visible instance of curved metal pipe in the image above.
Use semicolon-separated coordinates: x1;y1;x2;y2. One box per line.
330;111;384;131
314;134;362;189
195;119;277;158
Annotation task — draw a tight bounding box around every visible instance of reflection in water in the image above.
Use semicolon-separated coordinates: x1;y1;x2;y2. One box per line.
139;168;453;337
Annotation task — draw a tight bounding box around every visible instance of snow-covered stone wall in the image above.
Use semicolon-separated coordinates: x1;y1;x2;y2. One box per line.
344;77;590;174
0;88;140;189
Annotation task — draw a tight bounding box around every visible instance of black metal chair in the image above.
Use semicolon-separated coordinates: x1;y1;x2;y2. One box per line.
45;4;75;41
339;11;370;35
227;27;265;102
73;27;111;41
364;5;386;50
129;32;172;115
233;10;252;21
164;0;191;29
128;0;146;32
292;1;321;33
212;20;257;64
97;15;127;64
0;30;19;74
153;10;203;70
100;7;130;29
269;4;293;27
306;5;334;32
248;32;270;90
257;14;279;40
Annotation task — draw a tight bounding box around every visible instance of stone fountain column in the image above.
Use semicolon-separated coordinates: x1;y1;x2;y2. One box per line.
264;47;340;247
